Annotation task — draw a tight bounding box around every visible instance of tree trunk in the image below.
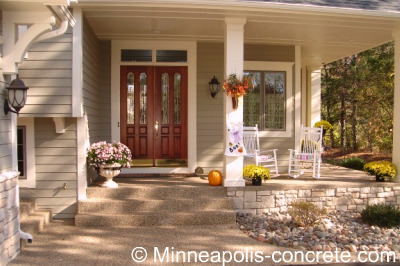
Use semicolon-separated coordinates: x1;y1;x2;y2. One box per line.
351;102;358;151
340;90;346;148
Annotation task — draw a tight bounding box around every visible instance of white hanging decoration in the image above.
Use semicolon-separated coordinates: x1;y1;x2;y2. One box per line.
225;121;246;157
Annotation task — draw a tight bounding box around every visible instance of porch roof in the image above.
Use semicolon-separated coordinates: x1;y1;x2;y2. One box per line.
250;0;400;12
74;0;400;66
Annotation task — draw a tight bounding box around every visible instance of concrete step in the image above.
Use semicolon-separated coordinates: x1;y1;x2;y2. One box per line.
75;210;236;227
20;208;52;250
86;185;228;200
78;197;233;213
20;209;52;235
19;198;37;221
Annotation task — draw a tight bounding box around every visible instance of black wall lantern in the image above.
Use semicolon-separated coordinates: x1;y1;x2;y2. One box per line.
208;76;220;98
4;75;29;115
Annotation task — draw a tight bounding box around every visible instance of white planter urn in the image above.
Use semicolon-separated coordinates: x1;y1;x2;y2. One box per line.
99;163;121;188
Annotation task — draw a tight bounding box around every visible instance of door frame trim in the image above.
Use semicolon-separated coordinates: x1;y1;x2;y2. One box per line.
111;40;197;173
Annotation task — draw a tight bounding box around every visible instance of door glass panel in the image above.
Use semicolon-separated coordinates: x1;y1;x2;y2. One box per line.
121;49;152;62
139;73;147;124
156;50;187;62
127;72;134;124
161;73;169;124
174;73;181;124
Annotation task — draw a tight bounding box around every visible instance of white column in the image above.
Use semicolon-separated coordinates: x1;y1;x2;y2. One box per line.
72;7;83;117
310;68;321;127
392;33;400;183
76;115;88;200
223;17;246;187
294;46;302;150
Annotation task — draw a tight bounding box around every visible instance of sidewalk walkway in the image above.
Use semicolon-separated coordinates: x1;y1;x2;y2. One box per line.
10;219;398;266
10;219;292;266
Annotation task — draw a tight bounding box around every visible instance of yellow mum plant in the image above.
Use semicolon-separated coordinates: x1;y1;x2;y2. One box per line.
314;120;333;130
364;161;397;180
243;165;270;180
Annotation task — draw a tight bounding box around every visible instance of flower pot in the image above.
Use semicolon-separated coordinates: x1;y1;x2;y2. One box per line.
99;163;121;188
231;95;239;110
375;175;386;182
252;178;262;186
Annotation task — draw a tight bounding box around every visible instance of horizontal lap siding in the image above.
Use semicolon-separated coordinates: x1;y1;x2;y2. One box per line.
1;45;12;172
244;44;295;62
197;43;224;173
0;85;12;173
18;29;73;117
20;118;78;218
83;17;111;144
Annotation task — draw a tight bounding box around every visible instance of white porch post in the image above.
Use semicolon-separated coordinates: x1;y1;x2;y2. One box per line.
306;67;321;127
392;33;400;183
294;46;302;150
223;17;246;187
311;68;322;127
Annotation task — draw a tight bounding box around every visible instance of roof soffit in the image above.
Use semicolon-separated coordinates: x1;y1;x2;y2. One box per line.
73;1;400;65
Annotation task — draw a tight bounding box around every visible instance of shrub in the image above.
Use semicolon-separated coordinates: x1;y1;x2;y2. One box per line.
243;165;270;180
288;201;327;227
361;204;400;228
340;157;366;171
363;161;397;180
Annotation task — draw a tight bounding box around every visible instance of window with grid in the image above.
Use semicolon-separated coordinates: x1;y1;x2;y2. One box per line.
243;71;286;131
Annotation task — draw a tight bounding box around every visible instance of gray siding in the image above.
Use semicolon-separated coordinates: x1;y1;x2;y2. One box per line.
20;118;78;218
197;42;295;173
244;44;295;62
18;29;73;117
197;43;225;173
82;16;111;144
0;75;12;173
1;13;12;173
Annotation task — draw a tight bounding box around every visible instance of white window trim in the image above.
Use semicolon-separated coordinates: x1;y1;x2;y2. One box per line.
17;117;36;188
244;61;294;138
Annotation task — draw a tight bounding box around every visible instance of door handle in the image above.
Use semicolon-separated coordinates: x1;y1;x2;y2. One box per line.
155;121;159;134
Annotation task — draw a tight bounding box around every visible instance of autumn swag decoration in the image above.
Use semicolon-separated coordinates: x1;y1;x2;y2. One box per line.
223;74;253;110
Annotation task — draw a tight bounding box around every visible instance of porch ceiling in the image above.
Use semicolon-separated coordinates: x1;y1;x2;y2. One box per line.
74;0;400;66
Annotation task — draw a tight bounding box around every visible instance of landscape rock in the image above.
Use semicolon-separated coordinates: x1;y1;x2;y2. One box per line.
236;210;400;260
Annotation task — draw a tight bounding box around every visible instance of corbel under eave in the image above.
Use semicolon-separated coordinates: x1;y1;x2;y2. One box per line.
53;117;66;134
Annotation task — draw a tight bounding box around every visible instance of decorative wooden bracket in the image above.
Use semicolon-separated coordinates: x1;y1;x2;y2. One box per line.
53;117;65;134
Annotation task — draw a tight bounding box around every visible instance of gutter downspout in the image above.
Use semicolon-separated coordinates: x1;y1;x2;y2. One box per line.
2;171;33;244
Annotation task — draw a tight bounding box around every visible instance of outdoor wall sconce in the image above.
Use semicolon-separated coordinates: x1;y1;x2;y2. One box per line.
3;75;29;115
208;76;220;98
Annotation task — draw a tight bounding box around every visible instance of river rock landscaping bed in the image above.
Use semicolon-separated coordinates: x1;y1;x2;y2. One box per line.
237;210;400;260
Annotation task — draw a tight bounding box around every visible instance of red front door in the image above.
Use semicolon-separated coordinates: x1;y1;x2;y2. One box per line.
120;66;188;167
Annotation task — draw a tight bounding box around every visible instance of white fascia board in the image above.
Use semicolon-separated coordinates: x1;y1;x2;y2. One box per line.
74;0;400;18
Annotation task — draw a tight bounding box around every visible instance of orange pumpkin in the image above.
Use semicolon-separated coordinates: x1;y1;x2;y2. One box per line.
208;170;223;186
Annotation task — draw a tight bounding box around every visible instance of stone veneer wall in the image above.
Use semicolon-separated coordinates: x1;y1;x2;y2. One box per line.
0;172;20;265
227;185;400;214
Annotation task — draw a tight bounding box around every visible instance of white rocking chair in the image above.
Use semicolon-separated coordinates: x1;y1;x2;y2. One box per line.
243;125;279;177
288;125;323;179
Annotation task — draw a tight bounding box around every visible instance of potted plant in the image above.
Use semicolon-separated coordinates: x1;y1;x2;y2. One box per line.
223;74;253;110
363;161;397;182
243;165;270;186
314;120;333;131
87;141;132;188
314;120;333;146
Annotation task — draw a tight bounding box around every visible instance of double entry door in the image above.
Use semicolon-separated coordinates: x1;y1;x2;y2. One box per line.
120;66;188;167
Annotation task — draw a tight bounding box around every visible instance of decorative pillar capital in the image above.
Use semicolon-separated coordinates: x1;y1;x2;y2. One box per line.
224;17;247;29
